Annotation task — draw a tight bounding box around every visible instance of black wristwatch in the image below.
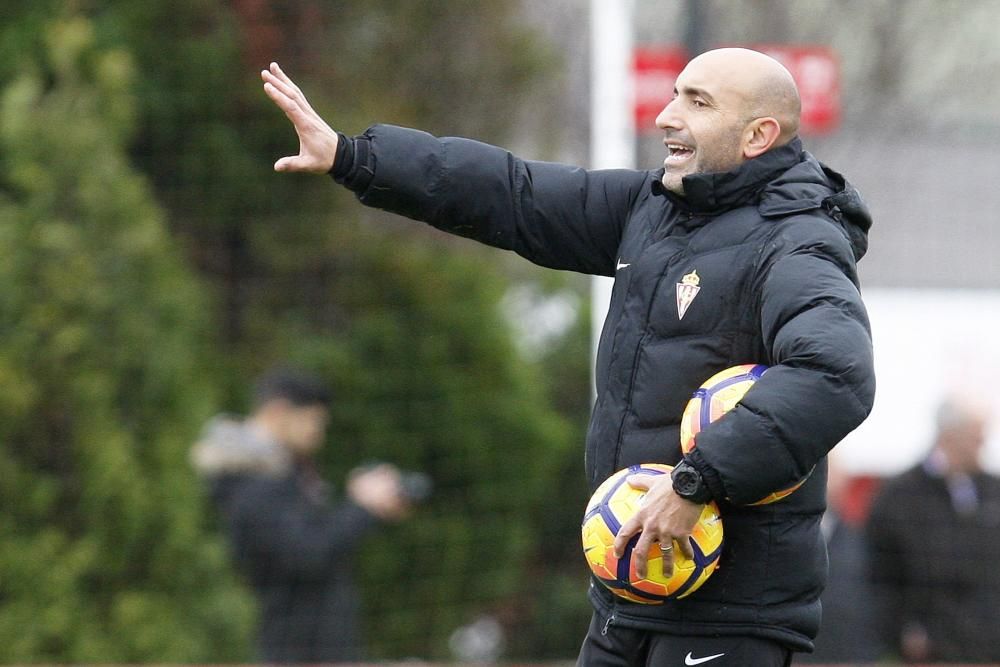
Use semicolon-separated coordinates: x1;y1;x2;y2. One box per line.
671;460;713;504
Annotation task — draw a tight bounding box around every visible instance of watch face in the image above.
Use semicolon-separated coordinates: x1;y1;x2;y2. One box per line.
674;469;696;494
672;463;705;500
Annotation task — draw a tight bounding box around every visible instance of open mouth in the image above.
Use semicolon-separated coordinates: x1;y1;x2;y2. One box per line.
665;143;695;166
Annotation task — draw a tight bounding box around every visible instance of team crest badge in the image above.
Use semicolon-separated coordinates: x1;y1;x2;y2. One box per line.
676;269;701;320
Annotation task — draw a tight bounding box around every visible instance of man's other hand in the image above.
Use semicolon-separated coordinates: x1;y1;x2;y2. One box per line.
611;473;701;579
261;62;340;173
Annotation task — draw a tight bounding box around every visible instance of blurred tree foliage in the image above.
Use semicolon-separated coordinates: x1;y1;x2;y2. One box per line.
0;0;594;661
290;239;586;659
0;14;253;663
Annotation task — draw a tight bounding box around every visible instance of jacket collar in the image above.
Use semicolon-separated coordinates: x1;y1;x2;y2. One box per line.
652;137;804;215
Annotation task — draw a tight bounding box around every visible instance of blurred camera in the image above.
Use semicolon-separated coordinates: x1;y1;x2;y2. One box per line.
398;470;433;503
360;460;433;503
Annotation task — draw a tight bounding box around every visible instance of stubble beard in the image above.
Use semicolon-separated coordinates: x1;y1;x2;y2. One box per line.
661;134;745;197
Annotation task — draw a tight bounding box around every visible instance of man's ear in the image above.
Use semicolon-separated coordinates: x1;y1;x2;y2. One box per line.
743;117;782;159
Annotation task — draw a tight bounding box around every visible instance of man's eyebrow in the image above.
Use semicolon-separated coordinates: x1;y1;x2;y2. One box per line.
678;85;717;106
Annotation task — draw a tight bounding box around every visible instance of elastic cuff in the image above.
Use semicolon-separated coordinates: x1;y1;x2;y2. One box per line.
329;131;353;178
685;448;727;503
330;132;375;193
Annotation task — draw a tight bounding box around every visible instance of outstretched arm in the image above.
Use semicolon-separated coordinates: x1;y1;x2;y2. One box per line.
261;62;339;173
261;62;645;275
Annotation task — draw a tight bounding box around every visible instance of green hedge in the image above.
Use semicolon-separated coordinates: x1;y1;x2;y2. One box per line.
0;16;252;662
0;2;593;662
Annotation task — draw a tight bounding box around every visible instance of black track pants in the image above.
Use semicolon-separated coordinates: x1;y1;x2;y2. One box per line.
576;612;793;667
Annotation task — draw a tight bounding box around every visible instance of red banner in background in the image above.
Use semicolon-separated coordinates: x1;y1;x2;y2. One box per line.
754;44;840;136
632;46;687;133
632;45;840;136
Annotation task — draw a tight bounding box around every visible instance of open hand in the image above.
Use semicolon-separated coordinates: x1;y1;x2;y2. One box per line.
261;62;340;173
612;472;702;578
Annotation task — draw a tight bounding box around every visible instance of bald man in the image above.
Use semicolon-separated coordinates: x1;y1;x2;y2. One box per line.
263;47;875;666
867;397;1000;663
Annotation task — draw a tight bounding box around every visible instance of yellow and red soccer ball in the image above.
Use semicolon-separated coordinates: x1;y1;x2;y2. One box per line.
680;363;809;505
581;464;724;604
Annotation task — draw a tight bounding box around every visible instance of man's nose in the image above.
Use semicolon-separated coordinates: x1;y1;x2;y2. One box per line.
655;98;682;131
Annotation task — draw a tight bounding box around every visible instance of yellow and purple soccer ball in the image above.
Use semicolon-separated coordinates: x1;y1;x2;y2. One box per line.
680;364;808;505
581;464;724;604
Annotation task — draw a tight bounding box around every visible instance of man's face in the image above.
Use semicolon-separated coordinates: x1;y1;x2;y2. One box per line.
655;58;752;195
939;416;988;474
278;404;330;457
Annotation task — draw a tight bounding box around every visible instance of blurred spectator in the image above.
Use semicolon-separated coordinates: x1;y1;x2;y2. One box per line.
798;456;883;664
191;367;410;664
866;396;1000;663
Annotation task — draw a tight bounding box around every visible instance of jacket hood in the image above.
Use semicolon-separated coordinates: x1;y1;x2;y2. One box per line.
190;415;293;479
652;137;873;261
758;153;873;261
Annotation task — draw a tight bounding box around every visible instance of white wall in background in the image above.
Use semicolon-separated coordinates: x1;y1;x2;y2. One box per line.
838;288;1000;475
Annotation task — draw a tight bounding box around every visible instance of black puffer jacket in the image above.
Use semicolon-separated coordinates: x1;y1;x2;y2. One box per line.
341;125;875;651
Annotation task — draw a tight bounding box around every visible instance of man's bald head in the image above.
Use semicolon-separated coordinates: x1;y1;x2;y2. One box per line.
655;48;802;194
933;395;990;475
684;48;801;144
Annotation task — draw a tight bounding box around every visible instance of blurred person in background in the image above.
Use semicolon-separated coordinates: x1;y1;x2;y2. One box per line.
260;47;875;666
191;367;411;664
867;396;1000;663
798;454;882;663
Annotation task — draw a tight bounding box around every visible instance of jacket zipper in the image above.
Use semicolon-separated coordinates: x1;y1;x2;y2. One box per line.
601;612;616;636
612;246;683;469
612;329;651;470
